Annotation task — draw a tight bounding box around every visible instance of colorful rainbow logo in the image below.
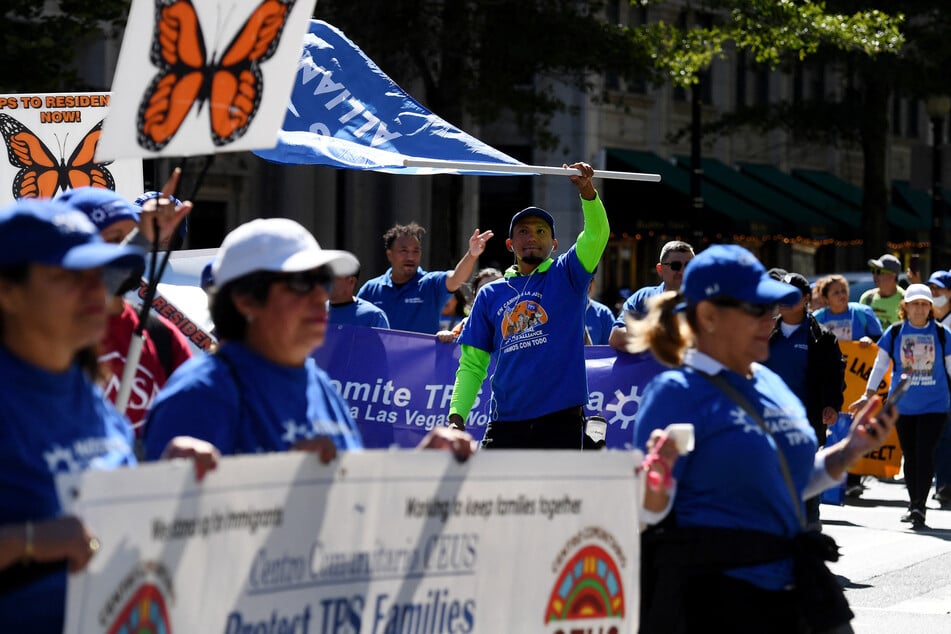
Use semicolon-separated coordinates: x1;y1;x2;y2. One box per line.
107;583;172;634
544;544;625;622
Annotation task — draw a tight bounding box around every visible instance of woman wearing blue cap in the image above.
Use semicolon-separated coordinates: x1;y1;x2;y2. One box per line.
627;244;897;634
0;199;217;634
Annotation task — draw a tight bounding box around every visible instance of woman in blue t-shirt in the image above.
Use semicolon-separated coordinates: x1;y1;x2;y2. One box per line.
0;198;216;634
812;273;883;344
626;245;897;634
145;218;476;460
851;284;951;528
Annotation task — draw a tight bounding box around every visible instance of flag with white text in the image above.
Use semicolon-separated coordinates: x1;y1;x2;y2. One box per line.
253;20;523;174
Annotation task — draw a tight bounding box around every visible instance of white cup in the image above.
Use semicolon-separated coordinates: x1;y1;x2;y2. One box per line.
664;423;695;455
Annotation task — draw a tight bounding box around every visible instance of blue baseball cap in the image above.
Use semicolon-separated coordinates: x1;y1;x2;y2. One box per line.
135;191;187;239
680;244;801;307
509;206;555;238
927;270;951;289
56;186;140;232
0;199;144;270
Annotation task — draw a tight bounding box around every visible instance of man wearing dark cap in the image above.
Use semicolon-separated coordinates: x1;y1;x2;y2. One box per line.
446;162;608;449
766;271;846;529
860;253;904;329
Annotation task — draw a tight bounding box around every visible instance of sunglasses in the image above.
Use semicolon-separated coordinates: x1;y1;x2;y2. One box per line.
661;260;688;271
710;297;778;318
272;268;334;295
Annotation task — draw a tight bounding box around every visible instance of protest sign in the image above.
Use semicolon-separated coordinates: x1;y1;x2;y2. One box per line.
836;340;901;477
0;92;143;205
61;450;641;633
98;0;317;160
315;324;666;449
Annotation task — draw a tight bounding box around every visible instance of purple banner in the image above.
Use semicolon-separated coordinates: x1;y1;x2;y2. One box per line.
314;324;666;448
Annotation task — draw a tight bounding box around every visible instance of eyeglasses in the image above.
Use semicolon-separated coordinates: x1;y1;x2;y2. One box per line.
710;297;778;318
661;260;689;271
273;268;334;295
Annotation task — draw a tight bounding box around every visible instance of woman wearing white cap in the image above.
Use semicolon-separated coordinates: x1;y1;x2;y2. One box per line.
144;218;475;460
627;244;896;633
0;199;216;634
850;283;951;528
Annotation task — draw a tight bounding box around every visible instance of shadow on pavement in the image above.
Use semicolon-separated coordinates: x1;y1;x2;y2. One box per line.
821;519;860;528
843;497;906;509
837;575;872;589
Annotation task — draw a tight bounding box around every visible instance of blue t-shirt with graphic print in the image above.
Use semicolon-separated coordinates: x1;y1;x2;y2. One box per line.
144;341;363;458
812;302;882;342
635;350;818;592
878;320;951;415
0;345;135;634
357;267;450;334
457;244;593;421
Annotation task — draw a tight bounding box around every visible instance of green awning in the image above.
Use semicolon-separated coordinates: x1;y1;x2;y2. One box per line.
673;156;840;238
794;169;927;232
607;149;780;233
892;180;931;224
738;163;862;228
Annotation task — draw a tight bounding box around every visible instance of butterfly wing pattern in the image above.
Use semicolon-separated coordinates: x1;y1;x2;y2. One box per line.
137;0;295;151
0;113;114;199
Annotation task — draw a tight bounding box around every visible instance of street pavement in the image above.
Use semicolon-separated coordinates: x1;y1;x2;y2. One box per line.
821;476;951;633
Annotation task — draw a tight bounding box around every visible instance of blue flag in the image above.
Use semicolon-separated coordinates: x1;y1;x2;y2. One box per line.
253;20;523;174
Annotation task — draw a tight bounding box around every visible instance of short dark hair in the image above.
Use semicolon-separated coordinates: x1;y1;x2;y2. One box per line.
210;273;274;341
383;223;426;250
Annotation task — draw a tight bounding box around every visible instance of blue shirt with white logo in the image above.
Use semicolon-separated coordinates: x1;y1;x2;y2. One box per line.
635;350;817;591
0;345;135;633
357;267;450;334
145;341;363;458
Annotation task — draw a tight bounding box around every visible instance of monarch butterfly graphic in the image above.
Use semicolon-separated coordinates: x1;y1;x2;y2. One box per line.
0;114;114;200
136;0;295;151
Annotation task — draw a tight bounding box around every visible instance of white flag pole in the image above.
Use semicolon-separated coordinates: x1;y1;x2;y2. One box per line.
114;333;145;417
402;158;661;182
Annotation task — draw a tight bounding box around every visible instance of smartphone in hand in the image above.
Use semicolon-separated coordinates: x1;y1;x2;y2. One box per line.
885;373;911;410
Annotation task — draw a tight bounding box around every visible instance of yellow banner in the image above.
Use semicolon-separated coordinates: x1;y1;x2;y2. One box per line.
838;341;902;477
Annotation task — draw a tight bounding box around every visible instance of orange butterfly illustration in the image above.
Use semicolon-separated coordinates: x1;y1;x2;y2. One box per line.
137;0;295;151
0;114;114;200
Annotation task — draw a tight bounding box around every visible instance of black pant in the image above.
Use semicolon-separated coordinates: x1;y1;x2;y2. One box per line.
896;412;947;513
481;406;585;449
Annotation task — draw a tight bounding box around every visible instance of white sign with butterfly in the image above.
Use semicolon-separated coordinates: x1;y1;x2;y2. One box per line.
0;92;144;206
98;0;317;160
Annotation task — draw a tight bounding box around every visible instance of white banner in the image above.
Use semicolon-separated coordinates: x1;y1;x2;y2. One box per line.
59;450;642;633
0;92;143;205
98;0;318;160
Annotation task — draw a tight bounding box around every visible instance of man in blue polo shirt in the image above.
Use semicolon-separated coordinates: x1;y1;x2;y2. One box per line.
357;223;493;333
609;240;694;350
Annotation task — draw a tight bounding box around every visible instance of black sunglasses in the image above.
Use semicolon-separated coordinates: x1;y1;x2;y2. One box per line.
710;297;778;318
661;260;688;271
272;267;334;295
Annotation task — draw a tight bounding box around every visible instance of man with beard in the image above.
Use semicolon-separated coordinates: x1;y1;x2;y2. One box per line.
446;162;609;449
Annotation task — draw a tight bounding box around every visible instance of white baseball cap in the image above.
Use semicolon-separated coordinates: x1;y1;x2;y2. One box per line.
903;283;934;304
212;218;359;288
